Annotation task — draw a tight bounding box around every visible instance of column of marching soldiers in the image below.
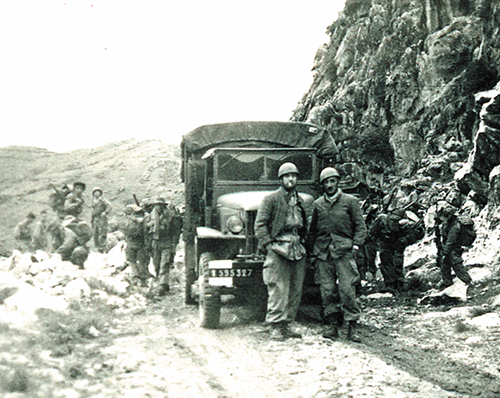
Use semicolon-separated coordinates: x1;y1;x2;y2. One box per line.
13;182;183;297
13;179;475;301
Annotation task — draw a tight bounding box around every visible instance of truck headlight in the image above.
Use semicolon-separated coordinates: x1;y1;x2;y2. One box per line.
227;215;244;234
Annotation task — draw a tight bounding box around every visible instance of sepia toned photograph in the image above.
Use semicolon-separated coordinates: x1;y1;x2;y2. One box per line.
1;1;500;397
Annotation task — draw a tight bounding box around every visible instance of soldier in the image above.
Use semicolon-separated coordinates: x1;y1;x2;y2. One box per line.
145;197;182;296
13;212;37;252
91;187;112;253
307;167;367;342
140;197;155;269
48;217;90;268
434;201;473;289
31;209;50;251
369;207;425;294
360;203;380;281
255;162;308;340
49;184;71;219
64;182;86;219
122;204;152;287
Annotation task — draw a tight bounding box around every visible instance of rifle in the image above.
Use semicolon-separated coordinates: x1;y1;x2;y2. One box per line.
383;186;398;213
434;223;443;269
133;194;141;207
50;183;63;198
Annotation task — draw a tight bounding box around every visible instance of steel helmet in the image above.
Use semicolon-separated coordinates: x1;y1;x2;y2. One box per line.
319;167;340;183
73;181;86;191
436;200;456;217
92;187;102;195
278;162;299;178
150;196;166;206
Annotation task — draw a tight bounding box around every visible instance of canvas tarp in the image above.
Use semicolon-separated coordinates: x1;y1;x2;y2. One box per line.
181;121;338;159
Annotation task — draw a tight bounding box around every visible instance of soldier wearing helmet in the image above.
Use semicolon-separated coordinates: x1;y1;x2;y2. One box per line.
91;187;112;253
144;196;183;296
64;182;86;219
368;206;422;295
122;204;153;287
434;200;472;289
255;162;308;340
307;167;367;342
47;217;90;269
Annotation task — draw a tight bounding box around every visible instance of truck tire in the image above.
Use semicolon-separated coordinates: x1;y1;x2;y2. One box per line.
199;252;221;329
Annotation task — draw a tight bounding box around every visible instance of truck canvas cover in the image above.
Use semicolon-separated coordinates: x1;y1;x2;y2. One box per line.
181;121;338;159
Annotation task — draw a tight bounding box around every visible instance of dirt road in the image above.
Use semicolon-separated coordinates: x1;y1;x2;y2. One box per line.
71;278;499;398
93;290;450;398
4;263;500;398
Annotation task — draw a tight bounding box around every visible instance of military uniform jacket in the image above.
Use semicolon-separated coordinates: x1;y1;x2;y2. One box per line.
307;191;367;261
64;193;84;218
91;197;112;220
255;187;308;253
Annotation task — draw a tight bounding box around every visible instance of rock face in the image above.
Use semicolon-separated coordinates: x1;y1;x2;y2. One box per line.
292;0;500;182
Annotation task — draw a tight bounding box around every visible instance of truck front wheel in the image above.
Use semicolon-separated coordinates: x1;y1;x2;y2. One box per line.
199;252;221;328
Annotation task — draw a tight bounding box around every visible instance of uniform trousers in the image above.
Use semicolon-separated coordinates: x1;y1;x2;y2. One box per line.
152;241;175;286
379;243;405;290
315;251;361;322
263;249;306;324
126;240;151;281
441;248;472;286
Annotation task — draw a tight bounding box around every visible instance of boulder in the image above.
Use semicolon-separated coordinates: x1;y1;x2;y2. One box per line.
2;279;68;325
63;278;91;299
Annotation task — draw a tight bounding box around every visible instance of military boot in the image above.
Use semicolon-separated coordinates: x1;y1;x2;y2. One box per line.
158;283;170;296
346;321;361;343
280;322;302;339
322;314;339;340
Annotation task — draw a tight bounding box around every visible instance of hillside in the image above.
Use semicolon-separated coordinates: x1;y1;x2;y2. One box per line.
0;140;183;255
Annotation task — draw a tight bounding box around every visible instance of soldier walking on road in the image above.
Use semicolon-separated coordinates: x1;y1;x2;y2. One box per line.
369;207;425;294
64;182;86;219
434;201;473;289
140;197;155;269
255;162;308;340
122;204;153;287
91;187;112;253
145;197;182;296
307;167;367;342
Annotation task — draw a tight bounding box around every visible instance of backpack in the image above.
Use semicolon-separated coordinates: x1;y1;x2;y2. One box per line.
49;192;64;212
457;215;476;247
402;220;425;246
124;217;144;238
66;221;93;244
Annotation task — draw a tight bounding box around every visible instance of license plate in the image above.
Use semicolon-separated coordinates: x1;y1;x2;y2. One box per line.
209;268;253;278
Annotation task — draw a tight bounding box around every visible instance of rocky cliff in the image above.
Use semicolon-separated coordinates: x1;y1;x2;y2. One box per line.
292;0;500;189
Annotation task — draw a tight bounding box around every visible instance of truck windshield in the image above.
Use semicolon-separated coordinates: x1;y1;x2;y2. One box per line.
216;151;315;182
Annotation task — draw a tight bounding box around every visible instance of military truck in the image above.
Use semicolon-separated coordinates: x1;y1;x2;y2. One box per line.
181;121;338;328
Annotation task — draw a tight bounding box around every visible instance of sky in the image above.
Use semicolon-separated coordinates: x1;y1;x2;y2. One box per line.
0;1;345;153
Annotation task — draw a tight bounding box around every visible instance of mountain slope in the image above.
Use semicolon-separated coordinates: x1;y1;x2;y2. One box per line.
0;139;183;255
